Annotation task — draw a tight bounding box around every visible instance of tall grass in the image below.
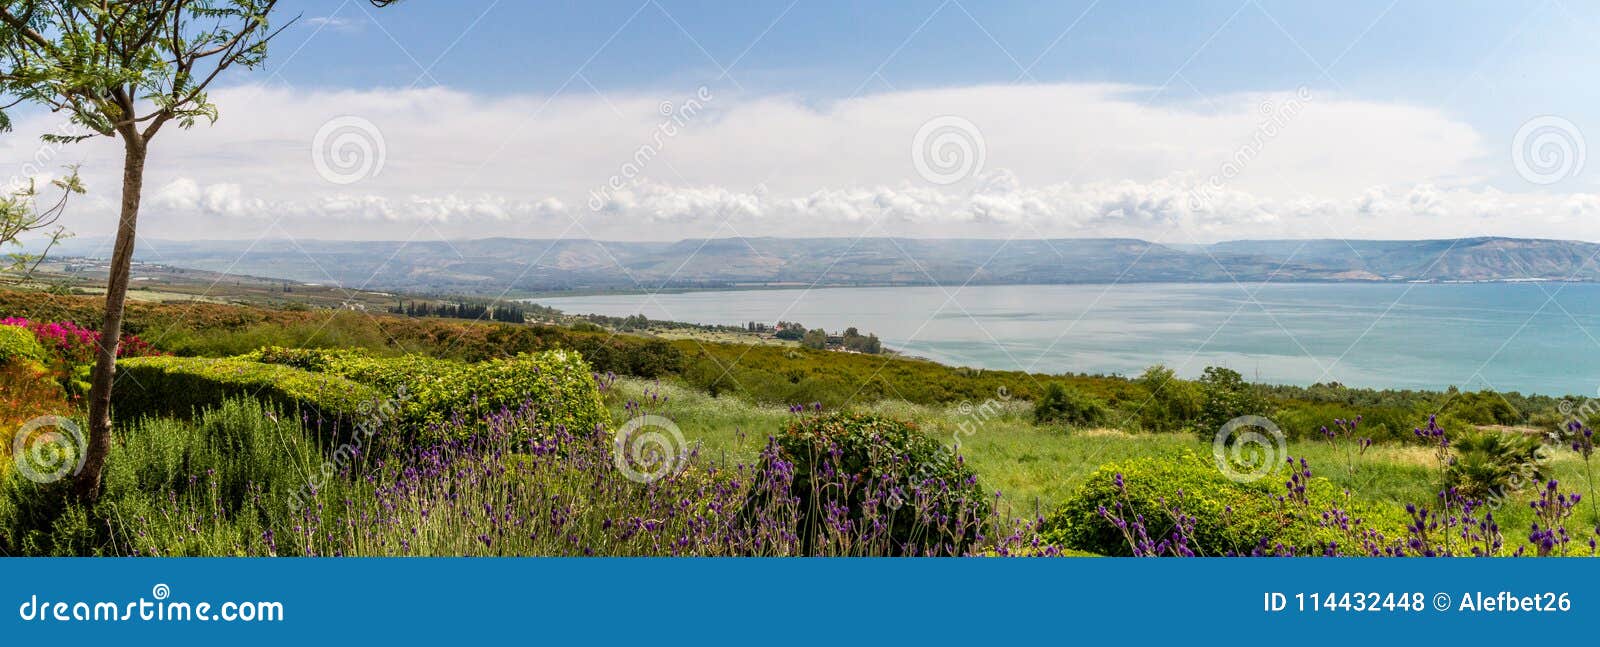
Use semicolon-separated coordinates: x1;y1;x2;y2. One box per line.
1;399;326;555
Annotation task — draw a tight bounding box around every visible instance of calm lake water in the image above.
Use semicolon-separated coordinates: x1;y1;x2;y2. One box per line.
534;283;1600;397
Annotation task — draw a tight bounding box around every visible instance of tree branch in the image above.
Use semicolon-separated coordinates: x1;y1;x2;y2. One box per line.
0;6;54;52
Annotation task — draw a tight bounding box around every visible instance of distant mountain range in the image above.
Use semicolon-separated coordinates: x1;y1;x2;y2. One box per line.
54;236;1600;295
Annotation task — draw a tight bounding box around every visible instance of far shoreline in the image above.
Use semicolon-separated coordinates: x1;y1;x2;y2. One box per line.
514;278;1600;300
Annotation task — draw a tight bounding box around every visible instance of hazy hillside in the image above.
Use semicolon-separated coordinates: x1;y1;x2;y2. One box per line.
54;236;1600;294
1206;238;1600;281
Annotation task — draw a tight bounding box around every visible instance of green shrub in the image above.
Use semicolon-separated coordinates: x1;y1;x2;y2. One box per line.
242;345;344;371
1269;401;1421;443
1193;366;1269;437
569;337;683;378
761;412;991;555
471;325;684;377
245;347;447;397
0;479;96;556
1040;451;1407;556
1;398;330;556
1442;389;1520;426
1447;430;1547;500
1033;382;1107;428
0;324;45;365
410;351;608;435
113;356;385;433
1133;365;1201;432
245;346;609;439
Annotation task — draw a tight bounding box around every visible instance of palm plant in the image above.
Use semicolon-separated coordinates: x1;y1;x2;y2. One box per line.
1447;430;1547;501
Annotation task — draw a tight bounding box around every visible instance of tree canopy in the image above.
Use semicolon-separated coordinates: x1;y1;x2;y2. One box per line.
0;0;286;145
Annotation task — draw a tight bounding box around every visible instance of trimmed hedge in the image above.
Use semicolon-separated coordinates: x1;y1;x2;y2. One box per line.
245;346;437;395
0;324;46;365
114;356;385;432
243;346;610;438
1041;451;1408;556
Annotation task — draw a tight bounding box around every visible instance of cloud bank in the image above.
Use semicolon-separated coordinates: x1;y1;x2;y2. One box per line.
1;81;1593;243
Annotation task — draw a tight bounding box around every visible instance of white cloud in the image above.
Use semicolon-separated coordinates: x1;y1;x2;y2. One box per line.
152;178;260;217
303;16;363;32
0;81;1592;242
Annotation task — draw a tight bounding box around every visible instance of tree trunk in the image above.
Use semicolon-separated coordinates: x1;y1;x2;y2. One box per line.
73;136;146;501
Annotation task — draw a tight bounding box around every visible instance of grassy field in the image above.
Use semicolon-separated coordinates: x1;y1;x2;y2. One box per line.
603;376;1600;543
651;328;797;347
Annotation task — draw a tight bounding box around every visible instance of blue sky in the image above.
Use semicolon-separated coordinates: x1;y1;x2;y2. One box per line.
268;0;1598;137
8;1;1600;242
